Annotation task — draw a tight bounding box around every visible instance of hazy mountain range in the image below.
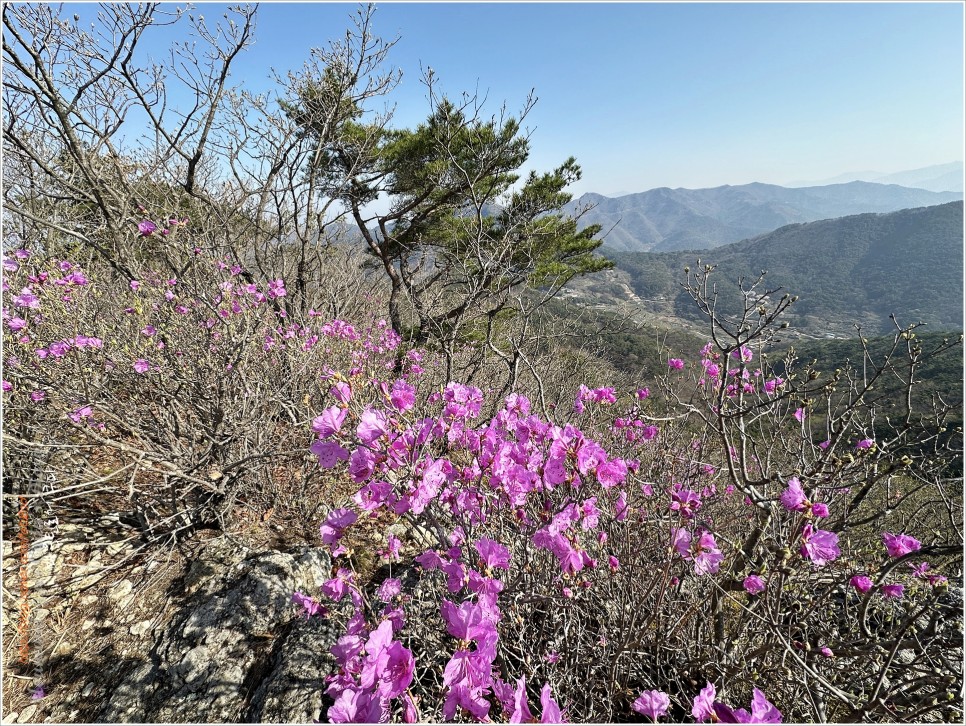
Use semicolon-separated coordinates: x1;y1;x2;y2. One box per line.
568;180;963;252
588;201;963;337
787;161;963;193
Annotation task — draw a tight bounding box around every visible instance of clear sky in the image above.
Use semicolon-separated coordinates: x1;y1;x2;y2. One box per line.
68;1;966;197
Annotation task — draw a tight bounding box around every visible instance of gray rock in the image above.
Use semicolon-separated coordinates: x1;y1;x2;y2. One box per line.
16;706;36;724
97;545;337;724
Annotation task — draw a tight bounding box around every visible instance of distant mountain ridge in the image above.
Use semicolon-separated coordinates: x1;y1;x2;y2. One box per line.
597;201;964;336
568;181;963;252
788;161;963;193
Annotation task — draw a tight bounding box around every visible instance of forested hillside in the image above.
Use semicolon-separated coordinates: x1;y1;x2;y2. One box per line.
602;202;964;336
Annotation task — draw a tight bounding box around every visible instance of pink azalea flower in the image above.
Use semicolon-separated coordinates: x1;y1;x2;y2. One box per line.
692;682;716;722
539;683;564;723
330;381;352;404
810;502;829;518
356;408;389;443
137;220;157;236
13;287;40;309
780;477;807;511
348;447;376;482
671;527;691;558
319;508;357;552
1;380;11;392
384;533;402;561
693;531;724;575
291;591;325;618
731;345;754;362
668;358;685;370
855;438;874;450
882;532;921;558
133;359;150;374
793;407;805;422
48;340;70;357
850;574;874;593
377;577;402;601
510;676;534;724
475;537;511;570
267;279;286;299
820;646;834;658
881;583;904;599
390;379;416;411
632;690;670;720
69;405;93;423
743;574;766;594
312;406;347;439
800;523;840;566
712;689;783;724
402;693;420;723
671;488;702;518
310;440;350;469
749;689;783;723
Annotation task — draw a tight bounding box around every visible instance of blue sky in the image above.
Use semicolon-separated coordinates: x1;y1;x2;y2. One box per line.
68;2;965;197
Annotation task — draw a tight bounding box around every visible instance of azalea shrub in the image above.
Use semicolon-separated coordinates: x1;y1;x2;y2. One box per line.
1;235;403;548
293;280;962;722
3;242;962;723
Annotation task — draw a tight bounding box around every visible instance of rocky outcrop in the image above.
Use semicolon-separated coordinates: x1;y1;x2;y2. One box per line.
2;526;341;724
97;545;338;723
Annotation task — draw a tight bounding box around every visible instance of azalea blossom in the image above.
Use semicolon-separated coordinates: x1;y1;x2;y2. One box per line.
850;574;874;593
312;405;347;439
763;377;784;394
743;574;766;594
633;689;670;720
291;591;325;618
540;683;564;723
712;688;783;724
882;532;921;558
810;502;829;518
731;345;754;362
779;477;808;511
13;287;40;309
69;405;94;423
799;523;840;566
881;583;905;599
311;440;350;469
692;682;716;722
